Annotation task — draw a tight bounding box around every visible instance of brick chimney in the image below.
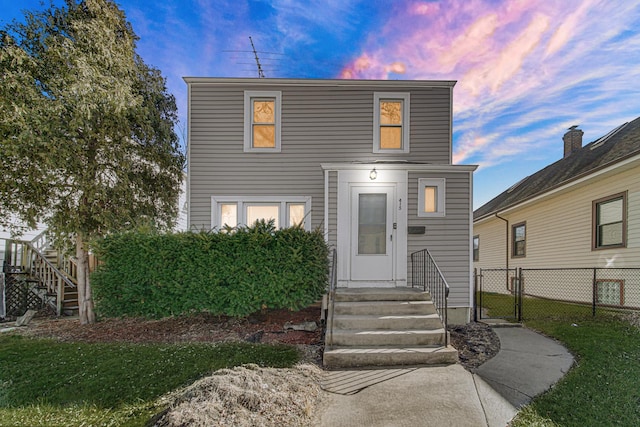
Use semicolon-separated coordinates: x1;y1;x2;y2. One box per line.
563;125;583;158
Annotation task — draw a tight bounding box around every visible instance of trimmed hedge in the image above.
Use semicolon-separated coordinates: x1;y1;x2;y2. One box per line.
91;222;329;318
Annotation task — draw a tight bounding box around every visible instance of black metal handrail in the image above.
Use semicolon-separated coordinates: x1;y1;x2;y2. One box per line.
326;248;337;347
411;248;450;346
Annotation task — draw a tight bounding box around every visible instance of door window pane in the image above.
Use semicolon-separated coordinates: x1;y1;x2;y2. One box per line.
220;204;237;228
246;205;279;228
358;194;387;255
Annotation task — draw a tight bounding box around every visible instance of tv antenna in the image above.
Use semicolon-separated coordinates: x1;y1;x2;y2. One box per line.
249;36;265;78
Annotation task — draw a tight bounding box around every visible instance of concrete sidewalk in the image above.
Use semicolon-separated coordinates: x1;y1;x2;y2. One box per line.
314;325;574;426
475;326;574;408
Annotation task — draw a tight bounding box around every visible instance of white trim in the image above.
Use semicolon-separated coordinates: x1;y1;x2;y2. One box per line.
373;92;410;154
474;154;640;225
336;169;408;287
186;83;192;229
184;77;457;88
417;178;446;217
243;90;282;153
321;163;477;172
324;169;330;241
211;196;311;230
469;170;475;310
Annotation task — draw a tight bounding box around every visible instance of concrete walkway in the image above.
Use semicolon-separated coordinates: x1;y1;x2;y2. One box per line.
314;325;574;426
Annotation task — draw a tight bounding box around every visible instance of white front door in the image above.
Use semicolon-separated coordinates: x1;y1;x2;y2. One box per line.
350;185;395;281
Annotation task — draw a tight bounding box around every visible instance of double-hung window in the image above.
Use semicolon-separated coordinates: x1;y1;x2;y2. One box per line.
213;196;311;230
512;222;526;257
373;92;410;153
244;91;282;152
593;192;626;249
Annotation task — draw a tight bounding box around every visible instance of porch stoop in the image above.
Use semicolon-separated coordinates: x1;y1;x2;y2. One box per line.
323;287;458;368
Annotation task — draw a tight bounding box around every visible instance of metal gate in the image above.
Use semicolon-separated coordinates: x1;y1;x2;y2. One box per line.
475;268;521;321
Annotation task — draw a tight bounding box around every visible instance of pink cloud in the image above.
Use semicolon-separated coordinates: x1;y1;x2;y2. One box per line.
411;2;440;16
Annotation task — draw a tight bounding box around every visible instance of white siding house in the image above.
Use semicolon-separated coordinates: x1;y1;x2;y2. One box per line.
474;119;640;308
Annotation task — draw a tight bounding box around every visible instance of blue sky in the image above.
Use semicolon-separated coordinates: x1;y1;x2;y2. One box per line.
3;0;640;209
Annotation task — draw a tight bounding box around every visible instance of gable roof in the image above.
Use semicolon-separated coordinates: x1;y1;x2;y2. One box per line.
474;116;640;221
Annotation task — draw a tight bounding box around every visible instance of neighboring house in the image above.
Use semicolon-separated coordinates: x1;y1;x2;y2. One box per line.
473;118;640;306
185;78;477;323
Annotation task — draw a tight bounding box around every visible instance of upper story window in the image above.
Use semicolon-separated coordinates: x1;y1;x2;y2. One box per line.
417;178;445;217
593;192;626;250
244;91;281;152
512;222;526;258
373;92;410;153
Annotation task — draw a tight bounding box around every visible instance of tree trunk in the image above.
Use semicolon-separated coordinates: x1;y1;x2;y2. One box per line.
76;233;96;324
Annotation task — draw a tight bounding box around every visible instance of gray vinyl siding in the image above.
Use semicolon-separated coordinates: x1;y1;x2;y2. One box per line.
408;171;472;307
188;81;453;230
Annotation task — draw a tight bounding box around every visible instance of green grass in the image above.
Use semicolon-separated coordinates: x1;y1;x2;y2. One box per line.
478;293;640;426
479;292;605;320
0;335;300;426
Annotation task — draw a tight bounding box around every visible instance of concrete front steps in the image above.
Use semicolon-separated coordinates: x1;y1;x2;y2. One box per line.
323;287;458;368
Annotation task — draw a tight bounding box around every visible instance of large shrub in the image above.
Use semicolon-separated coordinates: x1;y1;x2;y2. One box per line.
92;222;329;318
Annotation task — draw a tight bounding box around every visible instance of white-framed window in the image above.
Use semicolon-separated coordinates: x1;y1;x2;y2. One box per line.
212;196;311;230
373;92;410;153
417;178;445;217
244;91;282;152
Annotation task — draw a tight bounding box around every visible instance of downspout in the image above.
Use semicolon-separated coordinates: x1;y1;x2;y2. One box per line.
495;213;509;291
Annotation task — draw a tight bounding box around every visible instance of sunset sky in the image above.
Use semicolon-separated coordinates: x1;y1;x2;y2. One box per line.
3;0;640;208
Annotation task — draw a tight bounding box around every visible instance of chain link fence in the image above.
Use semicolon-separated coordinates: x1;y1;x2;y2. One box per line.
476;267;640;321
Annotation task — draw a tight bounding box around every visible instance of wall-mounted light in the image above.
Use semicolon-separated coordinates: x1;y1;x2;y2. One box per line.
369;167;377;180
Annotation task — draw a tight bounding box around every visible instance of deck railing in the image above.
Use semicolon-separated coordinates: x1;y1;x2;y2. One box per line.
3;237;76;316
411;248;450;346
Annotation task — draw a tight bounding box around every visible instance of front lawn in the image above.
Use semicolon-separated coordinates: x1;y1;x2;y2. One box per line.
0;335;299;426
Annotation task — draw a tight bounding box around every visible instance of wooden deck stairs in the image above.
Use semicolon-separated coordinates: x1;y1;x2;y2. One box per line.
3;234;79;317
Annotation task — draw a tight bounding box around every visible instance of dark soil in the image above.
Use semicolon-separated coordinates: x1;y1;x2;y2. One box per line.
13;306;500;370
450;322;501;371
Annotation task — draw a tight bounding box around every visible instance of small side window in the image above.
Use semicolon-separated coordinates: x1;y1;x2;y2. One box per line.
417;178;445;217
473;235;479;262
512;222;526;258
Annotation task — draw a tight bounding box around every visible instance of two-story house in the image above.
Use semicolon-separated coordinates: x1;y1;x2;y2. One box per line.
185;78;477;325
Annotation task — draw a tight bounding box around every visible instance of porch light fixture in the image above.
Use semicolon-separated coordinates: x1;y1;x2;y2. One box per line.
369;168;377;180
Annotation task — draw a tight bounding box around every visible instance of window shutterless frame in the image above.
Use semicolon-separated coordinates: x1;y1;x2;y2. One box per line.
212;196;311;230
511;222;526;258
417;178;445;217
592;191;627;250
373;92;410;153
244;91;282;152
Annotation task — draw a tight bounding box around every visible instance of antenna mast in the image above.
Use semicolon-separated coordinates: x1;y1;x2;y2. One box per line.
249;36;265;78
